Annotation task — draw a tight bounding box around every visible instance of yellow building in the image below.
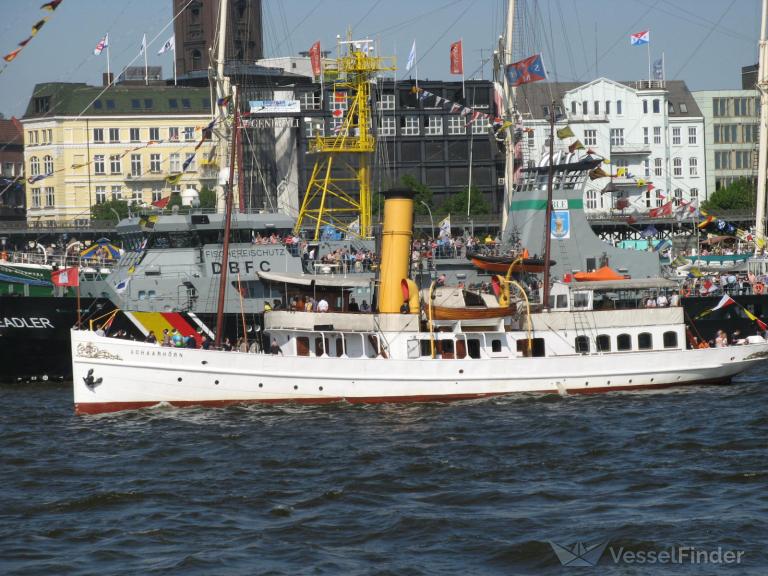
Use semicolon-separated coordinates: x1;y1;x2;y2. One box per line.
22;82;218;224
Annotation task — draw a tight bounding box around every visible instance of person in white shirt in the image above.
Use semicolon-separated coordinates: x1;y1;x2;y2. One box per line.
317;298;329;312
656;293;668;307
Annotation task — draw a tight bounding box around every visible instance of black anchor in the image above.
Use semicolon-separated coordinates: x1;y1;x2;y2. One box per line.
83;368;103;391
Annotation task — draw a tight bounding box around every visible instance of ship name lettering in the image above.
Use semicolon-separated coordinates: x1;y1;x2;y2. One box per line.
205;248;285;259
211;260;270;275
0;316;54;329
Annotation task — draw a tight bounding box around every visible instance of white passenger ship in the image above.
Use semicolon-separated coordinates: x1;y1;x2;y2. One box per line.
71;190;768;415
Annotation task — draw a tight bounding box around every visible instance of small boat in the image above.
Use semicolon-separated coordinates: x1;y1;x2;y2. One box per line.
469;252;553;274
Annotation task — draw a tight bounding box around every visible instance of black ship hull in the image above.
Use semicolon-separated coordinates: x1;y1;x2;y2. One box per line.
0;296;115;382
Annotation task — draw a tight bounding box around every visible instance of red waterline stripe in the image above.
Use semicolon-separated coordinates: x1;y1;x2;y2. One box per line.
74;379;733;415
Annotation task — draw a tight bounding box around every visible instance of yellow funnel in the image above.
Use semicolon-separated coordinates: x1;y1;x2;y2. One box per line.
377;188;415;313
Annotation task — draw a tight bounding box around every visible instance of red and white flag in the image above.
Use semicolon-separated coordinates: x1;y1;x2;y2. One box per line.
309;41;321;77
94;33;108;56
52;267;79;287
710;294;736;313
630;30;650;46
449;40;463;75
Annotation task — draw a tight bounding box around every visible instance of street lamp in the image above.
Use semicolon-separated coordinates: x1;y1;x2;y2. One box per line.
420;201;435;239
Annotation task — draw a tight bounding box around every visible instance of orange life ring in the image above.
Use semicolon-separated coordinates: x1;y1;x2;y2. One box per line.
0;251;7;261
681;287;691;297
754;283;765;295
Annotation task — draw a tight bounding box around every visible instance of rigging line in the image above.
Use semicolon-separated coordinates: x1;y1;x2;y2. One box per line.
640;0;755;44
672;0;738;79
397;0;477;82
569;0;590;81
271;0;325;54
595;0;662;66
75;0;195;119
554;0;577;84
369;0;466;36
353;0;384;31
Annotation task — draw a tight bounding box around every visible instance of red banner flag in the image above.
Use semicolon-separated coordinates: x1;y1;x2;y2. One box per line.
51;267;79;287
309;41;321;77
152;196;170;209
450;40;463;75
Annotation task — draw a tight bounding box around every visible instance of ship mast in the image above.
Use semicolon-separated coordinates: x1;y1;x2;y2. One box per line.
755;0;768;253
542;103;555;307
500;0;517;234
213;0;232;214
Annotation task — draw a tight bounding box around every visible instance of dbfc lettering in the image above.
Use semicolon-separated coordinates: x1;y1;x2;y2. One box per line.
211;260;271;274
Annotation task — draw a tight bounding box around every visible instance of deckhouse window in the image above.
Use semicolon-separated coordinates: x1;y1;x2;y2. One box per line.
638;332;653;350
617;334;631;351
491;339;502;353
572;292;589;308
596;334;611;352
663;331;678;348
575;336;590;353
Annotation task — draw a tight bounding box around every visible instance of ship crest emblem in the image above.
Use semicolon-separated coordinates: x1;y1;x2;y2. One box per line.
76;342;122;361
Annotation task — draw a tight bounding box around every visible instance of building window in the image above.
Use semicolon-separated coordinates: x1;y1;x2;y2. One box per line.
610;128;624;146
586;189;597;210
131;154;142;176
689;157;698;176
93;155;105;174
668;102;675;114
653;126;661;144
582;101;588;115
448;116;466;135
169;127;179;141
110;155;122;174
673;158;682;176
643;127;649;145
95;186;106;204
673;188;683;206
679;103;688;114
184;153;196;171
45;187;55;207
152;187;163;202
43;155;53;174
130;128;140;142
305;118;324;138
131;98;140;109
715;151;731;170
299;91;321;110
184;127;195;141
584;129;597;146
690;187;698;200
736;150;752;170
150;153;161;172
605;100;611;115
593;101;600;115
111;185;121;200
713;97;727;117
688;126;697;144
570;101;577;115
645;189;653;208
109;128;120;143
471;115;489;135
131;187;143;203
31;188;41;208
93;128;104;143
149;127;160;141
652;99;660;113
643;100;648;114
191;48;202;69
402;116;420;136
617;100;623;115
425;116;443;136
377;94;395;110
169;153;181;173
672;127;680;145
30;156;40;176
734;97;749;116
643;159;650;177
182;98;191;109
654;157;663;176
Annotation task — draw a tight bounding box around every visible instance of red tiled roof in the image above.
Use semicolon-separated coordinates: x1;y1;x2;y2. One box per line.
0;117;23;145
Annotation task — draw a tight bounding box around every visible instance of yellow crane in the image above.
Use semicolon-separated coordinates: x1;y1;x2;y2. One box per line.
294;39;396;240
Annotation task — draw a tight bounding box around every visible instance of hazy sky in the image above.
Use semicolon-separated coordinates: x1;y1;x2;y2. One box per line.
0;0;761;119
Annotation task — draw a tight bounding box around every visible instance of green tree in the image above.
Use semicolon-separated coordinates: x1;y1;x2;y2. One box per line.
702;178;755;211
400;174;434;215
91;198;129;222
437;186;491;217
199;186;217;209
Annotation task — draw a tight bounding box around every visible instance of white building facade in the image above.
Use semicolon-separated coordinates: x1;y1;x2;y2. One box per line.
515;78;706;214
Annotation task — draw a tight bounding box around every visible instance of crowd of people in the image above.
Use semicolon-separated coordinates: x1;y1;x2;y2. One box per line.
100;326;286;355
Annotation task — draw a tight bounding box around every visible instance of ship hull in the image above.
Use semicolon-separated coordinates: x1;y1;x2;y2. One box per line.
71;330;768;414
0;296;114;382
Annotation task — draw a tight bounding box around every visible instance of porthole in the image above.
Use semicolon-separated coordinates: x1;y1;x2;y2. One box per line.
201;360;208;365
215;380;219;385
177;377;182;382
319;386;324;391
258;383;263;388
293;385;298;390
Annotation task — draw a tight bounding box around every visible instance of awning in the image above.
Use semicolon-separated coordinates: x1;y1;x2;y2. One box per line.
257;270;373;288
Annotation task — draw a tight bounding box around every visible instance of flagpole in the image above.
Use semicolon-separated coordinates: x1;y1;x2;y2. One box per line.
76;283;81;328
461;37;465;100
173;44;177;86
647;40;651;85
143;34;148;86
106;37;111;79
